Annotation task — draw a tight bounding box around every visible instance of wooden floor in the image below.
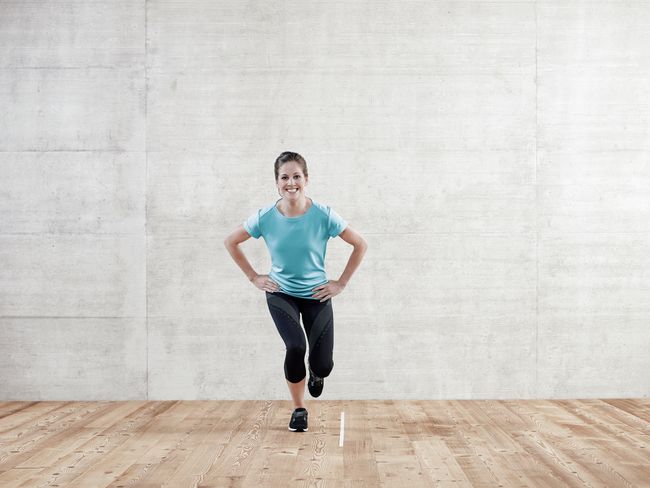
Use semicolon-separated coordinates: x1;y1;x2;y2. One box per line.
0;399;648;487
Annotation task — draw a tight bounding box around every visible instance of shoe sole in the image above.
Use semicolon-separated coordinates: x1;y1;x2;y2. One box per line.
288;426;308;432
308;380;323;398
308;366;324;398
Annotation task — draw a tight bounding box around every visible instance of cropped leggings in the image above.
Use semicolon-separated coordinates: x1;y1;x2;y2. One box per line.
265;291;334;383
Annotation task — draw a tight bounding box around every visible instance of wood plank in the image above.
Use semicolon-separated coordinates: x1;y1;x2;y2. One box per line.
504;400;640;487
108;400;236;487
293;400;344;485
404;401;474;487
0;399;647;487
0;402;42;422
601;399;650;429
12;401;179;488
240;400;298;486
0;402;116;471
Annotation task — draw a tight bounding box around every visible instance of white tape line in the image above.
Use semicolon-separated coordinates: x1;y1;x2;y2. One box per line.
339;411;345;447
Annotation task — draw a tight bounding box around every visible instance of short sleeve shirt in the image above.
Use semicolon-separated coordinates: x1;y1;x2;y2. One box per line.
242;197;348;299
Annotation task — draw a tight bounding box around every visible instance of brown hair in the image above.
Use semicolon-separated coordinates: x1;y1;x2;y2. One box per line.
274;151;309;181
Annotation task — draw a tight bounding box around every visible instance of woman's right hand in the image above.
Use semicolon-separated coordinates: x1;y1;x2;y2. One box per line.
251;274;280;293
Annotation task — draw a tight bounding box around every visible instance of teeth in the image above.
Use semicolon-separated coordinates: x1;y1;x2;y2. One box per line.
287;189;297;192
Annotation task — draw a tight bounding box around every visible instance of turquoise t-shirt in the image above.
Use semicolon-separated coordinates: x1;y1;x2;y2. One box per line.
242;197;348;300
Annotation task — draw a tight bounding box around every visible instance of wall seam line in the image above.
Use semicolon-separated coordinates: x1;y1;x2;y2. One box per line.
534;0;539;398
145;0;149;401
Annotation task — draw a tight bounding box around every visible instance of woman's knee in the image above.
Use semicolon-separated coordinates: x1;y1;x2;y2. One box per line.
310;359;333;378
285;350;307;383
286;343;306;358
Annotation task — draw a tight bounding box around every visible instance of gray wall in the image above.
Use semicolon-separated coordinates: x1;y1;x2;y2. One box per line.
1;1;649;400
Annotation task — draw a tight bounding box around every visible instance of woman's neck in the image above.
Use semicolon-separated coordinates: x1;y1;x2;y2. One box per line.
278;196;311;216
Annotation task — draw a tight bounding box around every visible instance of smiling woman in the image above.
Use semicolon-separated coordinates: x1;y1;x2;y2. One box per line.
223;150;368;433
274;152;310;216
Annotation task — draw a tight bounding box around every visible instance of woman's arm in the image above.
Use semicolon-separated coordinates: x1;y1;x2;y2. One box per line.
224;225;280;293
313;226;367;301
223;225;258;282
312;226;368;301
336;226;368;287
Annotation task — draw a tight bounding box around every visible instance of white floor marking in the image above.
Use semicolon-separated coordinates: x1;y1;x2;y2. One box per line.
339;411;345;447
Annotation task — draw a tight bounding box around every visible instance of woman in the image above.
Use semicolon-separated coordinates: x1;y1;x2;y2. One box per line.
223;151;368;432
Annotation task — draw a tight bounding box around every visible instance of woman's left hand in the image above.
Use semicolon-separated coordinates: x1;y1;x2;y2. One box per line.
312;280;345;302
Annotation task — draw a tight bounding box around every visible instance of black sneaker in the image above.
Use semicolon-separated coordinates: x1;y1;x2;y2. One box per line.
288;407;308;432
308;367;324;398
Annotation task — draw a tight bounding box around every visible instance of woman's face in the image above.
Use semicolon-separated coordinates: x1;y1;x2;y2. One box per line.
276;161;308;200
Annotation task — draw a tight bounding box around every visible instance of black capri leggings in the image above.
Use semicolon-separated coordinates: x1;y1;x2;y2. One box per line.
265;291;334;383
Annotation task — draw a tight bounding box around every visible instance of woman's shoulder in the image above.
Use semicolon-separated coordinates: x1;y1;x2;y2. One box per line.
309;198;334;215
310;199;346;222
248;201;277;219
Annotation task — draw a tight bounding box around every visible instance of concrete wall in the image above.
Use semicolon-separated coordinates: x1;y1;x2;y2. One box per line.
1;1;648;400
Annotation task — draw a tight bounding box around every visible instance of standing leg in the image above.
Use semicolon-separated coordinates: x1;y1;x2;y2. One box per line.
265;292;307;408
286;377;306;409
